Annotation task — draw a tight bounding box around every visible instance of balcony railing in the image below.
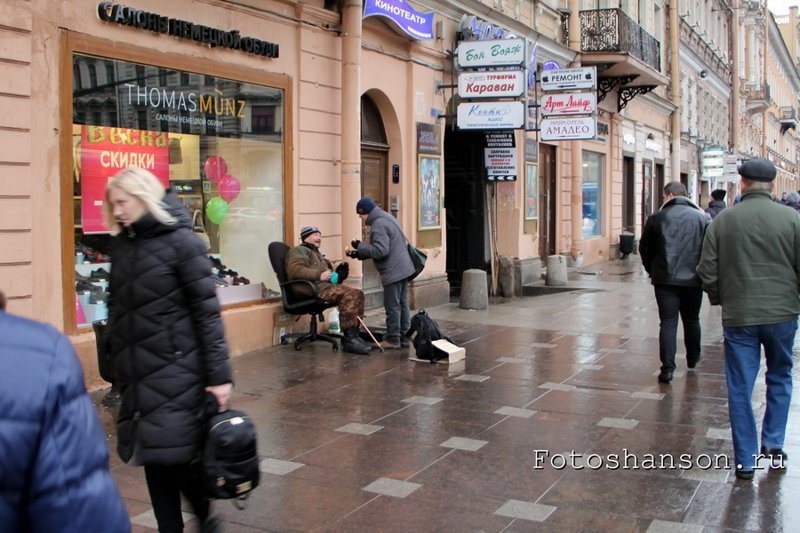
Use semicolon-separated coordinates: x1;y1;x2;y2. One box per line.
744;84;770;103
579;9;661;72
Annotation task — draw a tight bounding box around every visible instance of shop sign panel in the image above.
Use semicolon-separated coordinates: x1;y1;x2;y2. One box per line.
456;39;526;68
540;117;596;141
540;92;596;116
363;0;434;40
457;101;525;129
540;67;597;91
458;70;525;98
484;147;517;181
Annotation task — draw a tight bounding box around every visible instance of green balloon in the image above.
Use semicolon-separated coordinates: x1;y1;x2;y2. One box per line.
206;197;229;224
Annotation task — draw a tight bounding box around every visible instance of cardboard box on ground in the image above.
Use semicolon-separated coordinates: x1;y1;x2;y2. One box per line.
410;339;466;364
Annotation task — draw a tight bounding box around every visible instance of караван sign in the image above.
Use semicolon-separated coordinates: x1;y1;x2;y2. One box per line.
96;2;279;59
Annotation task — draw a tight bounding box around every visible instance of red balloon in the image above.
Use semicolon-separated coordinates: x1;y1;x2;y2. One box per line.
204;155;228;183
218;175;241;202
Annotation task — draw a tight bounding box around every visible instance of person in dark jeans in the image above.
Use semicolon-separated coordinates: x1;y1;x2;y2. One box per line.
350;198;415;350
639;181;710;384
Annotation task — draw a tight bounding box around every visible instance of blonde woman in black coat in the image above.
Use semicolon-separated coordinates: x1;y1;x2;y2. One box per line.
105;168;232;533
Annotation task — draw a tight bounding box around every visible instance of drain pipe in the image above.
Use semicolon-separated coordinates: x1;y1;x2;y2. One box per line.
568;0;583;266
669;0;681;183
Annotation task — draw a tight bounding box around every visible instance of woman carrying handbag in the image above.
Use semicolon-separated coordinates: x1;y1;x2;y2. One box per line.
104;168;232;533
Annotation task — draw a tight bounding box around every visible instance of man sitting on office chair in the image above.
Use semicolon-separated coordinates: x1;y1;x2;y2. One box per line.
285;226;373;354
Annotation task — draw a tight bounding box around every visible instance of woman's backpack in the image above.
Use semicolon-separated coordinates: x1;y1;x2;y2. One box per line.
406;309;451;363
203;396;260;505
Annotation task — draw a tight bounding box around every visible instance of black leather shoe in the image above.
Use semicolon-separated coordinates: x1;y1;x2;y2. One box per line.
687;355;702;369
761;446;788;469
735;467;755;480
658;369;673;383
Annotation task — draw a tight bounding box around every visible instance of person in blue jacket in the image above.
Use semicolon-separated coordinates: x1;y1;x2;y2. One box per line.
0;289;131;532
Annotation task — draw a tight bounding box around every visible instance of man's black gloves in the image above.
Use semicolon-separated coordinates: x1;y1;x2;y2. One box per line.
335;262;349;282
351;239;361;249
345;248;359;259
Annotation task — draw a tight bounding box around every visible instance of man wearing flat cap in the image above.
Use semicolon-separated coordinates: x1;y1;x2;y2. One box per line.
698;158;800;480
285;226;372;354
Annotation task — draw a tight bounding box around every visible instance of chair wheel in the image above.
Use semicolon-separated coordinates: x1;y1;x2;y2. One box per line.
294;344;302;351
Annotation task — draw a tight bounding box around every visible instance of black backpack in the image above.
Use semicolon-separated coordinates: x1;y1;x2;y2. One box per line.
406;309;451;363
203;405;260;502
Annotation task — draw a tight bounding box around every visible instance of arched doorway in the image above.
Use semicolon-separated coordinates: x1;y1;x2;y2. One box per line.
360;94;388;302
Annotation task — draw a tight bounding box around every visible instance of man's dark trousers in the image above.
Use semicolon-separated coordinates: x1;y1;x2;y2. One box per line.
654;284;703;371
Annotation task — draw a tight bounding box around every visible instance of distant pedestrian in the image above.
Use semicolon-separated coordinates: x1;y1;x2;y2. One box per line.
784;191;800;213
349;197;415;349
640;182;710;384
697;158;800;480
705;189;727;219
105;168;232;532
0;289;131;532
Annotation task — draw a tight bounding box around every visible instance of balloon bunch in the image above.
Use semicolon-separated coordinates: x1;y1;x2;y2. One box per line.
202;155;241;224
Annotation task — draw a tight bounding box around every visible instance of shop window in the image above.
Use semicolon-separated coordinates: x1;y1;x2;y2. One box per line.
582;150;603;238
71;54;285;328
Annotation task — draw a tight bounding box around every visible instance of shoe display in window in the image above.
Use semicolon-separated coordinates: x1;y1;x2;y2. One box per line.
89;268;111;281
89;290;109;304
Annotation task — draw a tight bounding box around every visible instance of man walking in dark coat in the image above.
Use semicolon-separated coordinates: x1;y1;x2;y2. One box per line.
639;181;710;384
705;189;727;219
350;198;415;350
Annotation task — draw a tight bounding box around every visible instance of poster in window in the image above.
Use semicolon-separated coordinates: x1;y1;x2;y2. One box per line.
418;155;441;230
525;163;538;220
80;126;170;233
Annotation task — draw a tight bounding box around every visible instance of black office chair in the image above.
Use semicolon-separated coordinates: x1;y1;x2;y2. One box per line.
268;241;339;351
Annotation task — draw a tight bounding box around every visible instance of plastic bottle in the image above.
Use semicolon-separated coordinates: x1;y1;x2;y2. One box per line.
328;307;341;334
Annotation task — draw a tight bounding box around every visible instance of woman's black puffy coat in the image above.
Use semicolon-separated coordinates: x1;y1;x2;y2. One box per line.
108;192;232;466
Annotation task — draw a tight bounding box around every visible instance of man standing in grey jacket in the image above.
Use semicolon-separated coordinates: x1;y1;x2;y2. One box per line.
698;158;800;480
350;198;415;349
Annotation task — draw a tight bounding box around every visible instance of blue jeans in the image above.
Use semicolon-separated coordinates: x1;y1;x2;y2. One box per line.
383;278;410;343
723;319;796;470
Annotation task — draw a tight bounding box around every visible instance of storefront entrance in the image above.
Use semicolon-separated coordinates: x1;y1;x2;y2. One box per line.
444;128;487;296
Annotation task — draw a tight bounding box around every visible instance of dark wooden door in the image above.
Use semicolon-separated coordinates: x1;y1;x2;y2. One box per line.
361;149;387;295
539;143;557;259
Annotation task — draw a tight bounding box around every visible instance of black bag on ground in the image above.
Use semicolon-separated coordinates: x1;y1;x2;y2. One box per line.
203;396;260;501
405;309;452;363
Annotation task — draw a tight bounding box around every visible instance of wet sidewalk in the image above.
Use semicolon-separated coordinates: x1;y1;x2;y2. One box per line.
97;259;800;532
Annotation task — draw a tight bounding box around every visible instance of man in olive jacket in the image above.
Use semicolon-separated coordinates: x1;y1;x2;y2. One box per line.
697;158;800;480
286;226;372;354
639;181;710;384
